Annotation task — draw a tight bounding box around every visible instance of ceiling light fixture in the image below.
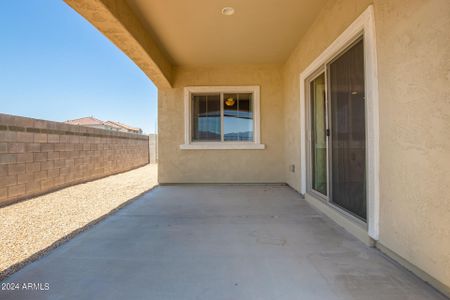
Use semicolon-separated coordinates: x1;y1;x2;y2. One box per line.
225;97;235;106
221;7;235;16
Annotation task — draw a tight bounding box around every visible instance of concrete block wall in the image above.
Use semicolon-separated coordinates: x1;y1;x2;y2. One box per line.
0;113;149;207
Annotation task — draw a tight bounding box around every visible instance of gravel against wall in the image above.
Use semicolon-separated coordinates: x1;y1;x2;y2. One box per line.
0;164;157;279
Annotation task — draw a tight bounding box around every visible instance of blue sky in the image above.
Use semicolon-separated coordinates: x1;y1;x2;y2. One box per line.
0;1;157;134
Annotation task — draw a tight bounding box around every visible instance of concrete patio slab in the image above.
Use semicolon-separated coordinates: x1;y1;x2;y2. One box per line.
0;185;446;300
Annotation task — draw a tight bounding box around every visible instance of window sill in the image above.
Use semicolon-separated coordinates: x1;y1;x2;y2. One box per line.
180;143;266;150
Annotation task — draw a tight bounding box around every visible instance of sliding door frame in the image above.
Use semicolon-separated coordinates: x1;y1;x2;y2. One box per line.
299;5;380;240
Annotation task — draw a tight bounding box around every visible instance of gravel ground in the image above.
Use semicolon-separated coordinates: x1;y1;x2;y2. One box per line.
0;164;157;277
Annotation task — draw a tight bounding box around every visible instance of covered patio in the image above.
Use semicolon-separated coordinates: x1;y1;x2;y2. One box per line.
1;185;445;299
4;0;443;297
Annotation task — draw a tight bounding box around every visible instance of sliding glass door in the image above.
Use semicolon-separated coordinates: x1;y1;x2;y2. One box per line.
308;38;366;221
328;38;366;220
310;73;327;196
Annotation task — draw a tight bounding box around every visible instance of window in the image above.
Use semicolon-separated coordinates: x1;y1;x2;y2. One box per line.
223;93;253;142
191;94;221;141
181;86;264;150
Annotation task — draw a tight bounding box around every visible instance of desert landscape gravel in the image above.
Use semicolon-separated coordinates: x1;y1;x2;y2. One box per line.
0;164;157;278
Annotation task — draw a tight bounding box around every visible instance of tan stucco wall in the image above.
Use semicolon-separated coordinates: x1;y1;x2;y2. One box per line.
282;0;450;289
158;65;286;183
374;0;450;288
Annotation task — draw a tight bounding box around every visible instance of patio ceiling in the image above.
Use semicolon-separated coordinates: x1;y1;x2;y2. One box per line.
65;0;327;87
126;0;327;66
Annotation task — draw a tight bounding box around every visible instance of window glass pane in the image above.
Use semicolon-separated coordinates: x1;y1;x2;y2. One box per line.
329;38;366;220
191;94;221;141
310;73;327;196
223;93;253;141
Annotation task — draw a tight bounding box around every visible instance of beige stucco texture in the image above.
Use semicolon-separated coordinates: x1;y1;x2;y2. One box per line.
158;65;285;184
375;0;450;288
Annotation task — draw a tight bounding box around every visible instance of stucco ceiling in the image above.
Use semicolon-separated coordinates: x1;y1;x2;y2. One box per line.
126;0;327;66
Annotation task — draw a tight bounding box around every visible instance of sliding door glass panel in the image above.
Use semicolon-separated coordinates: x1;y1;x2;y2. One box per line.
192;94;221;141
310;73;327;196
223;93;253;141
329;39;366;220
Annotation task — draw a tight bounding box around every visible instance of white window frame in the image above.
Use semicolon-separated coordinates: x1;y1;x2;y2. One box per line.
181;86;264;150
299;5;380;240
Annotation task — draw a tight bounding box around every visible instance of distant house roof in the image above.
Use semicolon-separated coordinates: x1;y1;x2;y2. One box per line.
64;117;142;133
101;121;123;130
65;116;104;126
103;120;141;132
